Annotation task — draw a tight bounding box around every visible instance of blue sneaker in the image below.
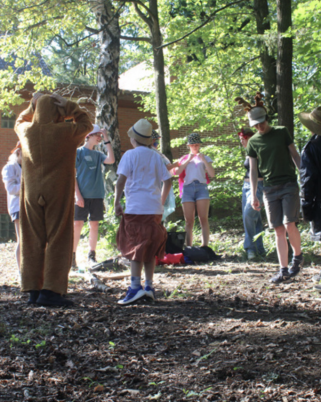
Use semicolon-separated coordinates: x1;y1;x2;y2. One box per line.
145;286;156;301
118;286;145;305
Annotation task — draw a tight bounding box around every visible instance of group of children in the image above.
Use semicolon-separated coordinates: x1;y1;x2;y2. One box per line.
2;90;321;306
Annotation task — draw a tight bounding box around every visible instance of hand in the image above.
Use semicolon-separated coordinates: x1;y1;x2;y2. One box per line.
50;93;67;107
114;203;123;216
101;128;110;141
187;153;195;162
32;92;44;107
76;195;84;208
251;195;261;211
197;153;206;163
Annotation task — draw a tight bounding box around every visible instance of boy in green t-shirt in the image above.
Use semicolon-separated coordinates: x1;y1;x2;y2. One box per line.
236;93;303;283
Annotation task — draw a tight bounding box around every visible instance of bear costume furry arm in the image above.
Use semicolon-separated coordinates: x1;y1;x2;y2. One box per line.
63;100;93;144
15;102;34;138
15;99;93;145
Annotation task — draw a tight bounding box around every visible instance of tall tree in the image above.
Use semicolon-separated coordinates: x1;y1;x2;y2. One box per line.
254;0;277;117
276;0;294;137
94;0;121;189
0;0;122;167
119;0;172;161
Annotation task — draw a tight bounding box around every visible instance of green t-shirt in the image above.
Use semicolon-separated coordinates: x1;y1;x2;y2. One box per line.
246;126;297;187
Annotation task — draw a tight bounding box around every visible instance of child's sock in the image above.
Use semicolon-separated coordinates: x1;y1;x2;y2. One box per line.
131;276;141;289
145;279;153;289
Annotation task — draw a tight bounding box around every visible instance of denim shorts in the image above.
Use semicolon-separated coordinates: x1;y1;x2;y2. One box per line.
74;198;104;222
182;180;210;203
10;211;19;222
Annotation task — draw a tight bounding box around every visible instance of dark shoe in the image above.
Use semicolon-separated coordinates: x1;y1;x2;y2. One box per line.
313;271;321;283
270;267;291;284
71;252;78;269
288;253;304;278
88;250;97;265
36;289;74;307
27;290;40;305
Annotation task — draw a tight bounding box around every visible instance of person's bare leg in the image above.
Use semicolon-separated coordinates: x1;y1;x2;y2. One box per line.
285;222;301;256
14;219;20;272
73;220;84;253
144;259;156;281
130;260;144;277
274;225;288;267
182;202;195;246
89;221;99;251
196;199;210;246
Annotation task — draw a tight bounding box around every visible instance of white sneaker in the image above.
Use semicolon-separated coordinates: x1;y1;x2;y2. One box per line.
247;250;256;260
145;286;156;301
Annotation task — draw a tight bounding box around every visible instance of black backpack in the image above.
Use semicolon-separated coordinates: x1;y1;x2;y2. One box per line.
166;232;185;254
183;246;221;263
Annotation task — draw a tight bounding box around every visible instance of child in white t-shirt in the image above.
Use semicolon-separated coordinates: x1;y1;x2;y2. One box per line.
114;119;172;305
175;133;215;247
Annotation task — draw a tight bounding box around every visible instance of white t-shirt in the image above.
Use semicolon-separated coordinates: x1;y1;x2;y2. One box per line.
117;146;172;215
182;154;213;186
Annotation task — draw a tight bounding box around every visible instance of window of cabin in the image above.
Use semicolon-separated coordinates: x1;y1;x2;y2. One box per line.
1;114;16;129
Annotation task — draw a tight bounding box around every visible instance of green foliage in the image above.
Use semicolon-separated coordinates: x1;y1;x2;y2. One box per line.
44;32;99;85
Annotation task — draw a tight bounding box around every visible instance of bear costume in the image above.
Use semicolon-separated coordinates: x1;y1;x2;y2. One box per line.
15;94;93;305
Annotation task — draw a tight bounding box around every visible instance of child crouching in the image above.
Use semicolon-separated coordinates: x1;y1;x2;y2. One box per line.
114;119;172;305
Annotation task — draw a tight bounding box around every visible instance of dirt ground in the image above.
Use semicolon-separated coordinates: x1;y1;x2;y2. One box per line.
1;239;321;402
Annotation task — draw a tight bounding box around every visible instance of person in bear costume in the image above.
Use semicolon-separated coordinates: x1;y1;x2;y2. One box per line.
14;93;93;306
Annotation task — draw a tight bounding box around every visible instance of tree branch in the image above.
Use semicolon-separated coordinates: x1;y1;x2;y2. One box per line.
120;35;150;42
85;26;99;34
119;0;156;22
25;16;64;31
134;3;153;29
232;56;260;75
157;0;245;49
15;0;51;13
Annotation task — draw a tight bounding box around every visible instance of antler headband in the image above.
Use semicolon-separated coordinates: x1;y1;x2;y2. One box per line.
234;92;267;112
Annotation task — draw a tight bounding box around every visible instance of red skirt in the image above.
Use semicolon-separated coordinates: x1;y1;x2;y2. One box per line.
116;214;167;262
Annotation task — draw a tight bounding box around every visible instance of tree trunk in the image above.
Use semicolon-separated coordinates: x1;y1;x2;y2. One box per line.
254;0;277;117
94;0;121;194
276;0;293;138
149;0;173;161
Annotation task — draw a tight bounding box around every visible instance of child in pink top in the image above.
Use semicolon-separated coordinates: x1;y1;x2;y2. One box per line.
175;133;215;247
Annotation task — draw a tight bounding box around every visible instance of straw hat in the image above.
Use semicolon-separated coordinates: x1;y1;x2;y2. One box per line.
299;107;321;136
127;119;153;145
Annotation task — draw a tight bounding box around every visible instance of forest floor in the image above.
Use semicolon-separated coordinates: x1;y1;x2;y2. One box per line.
1;225;321;402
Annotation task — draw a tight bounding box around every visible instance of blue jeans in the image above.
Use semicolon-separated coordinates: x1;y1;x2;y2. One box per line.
242;181;265;254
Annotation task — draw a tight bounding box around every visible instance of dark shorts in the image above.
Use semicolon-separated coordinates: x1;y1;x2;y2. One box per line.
263;182;300;228
10;211;19;222
74;198;104;222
